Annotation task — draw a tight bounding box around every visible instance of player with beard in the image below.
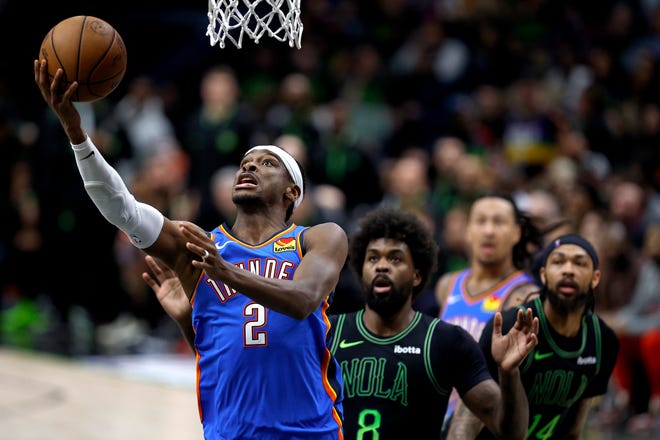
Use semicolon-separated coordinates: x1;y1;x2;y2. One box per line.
448;234;619;439
328;208;539;440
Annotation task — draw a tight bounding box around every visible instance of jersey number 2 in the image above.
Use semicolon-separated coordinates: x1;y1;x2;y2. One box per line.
244;303;267;345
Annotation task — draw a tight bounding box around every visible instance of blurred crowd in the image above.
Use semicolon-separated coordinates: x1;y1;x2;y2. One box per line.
1;0;660;434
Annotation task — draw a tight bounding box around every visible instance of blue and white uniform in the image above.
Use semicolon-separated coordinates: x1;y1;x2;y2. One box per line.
441;269;537;340
192;223;344;439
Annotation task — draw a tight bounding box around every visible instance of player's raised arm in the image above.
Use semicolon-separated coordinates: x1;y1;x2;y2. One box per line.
33;59;200;291
449;309;538;440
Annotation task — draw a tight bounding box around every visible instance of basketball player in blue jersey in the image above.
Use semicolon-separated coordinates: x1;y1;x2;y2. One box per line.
35;60;347;439
437;194;543;335
448;234;619;439
436;193;543;434
329;208;539;440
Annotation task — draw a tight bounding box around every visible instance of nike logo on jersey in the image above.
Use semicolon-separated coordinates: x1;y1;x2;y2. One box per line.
446;294;461;305
534;351;553;361
339;339;364;349
81;151;95;161
216;241;231;251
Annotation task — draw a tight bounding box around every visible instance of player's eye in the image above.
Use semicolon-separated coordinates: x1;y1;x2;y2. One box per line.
549;257;563;265
493;217;509;226
474;217;487;226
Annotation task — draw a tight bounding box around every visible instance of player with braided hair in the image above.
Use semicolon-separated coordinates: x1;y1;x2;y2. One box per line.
436;192;544;434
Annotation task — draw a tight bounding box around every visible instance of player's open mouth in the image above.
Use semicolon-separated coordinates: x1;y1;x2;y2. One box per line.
236;174;257;188
372;276;392;295
557;280;578;295
477;241;496;253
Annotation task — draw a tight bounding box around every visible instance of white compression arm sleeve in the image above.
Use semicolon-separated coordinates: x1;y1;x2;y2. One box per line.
71;136;164;249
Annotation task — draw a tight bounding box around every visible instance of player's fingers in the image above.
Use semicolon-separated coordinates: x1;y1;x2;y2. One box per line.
493;311;503;337
180;222;208;241
35;61;51;94
34;60;40;83
526;333;538;350
144;255;162;275
183;220;207;234
525;307;534;323
50;68;64;93
142;272;158;291
181;227;214;260
179;223;201;243
36;60;45;81
518;307;532;330
62;81;78;102
186;241;210;261
512;307;526;330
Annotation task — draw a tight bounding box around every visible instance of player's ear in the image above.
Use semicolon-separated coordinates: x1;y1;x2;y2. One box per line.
539;267;546;285
412;269;422;288
285;185;301;204
590;269;601;289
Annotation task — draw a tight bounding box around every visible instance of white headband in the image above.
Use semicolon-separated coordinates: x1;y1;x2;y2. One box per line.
245;145;304;209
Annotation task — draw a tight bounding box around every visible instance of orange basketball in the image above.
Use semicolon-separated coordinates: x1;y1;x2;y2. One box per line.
38;16;127;102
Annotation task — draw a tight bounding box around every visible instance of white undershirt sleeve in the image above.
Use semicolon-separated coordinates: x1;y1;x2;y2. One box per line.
71;136;164;249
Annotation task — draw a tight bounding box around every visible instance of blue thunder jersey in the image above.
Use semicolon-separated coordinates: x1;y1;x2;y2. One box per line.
191;223;344;440
440;268;538;422
441;269;538;341
328;310;492;440
477;297;619;439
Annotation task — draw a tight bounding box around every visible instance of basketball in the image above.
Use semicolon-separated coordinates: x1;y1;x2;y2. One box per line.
38;16;127;102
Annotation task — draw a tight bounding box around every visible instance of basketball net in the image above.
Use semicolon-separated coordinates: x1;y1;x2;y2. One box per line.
207;0;303;49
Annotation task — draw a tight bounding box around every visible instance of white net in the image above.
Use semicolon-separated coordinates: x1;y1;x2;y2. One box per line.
207;0;303;49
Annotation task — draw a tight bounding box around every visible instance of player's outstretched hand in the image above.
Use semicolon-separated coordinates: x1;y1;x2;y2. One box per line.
491;308;539;371
143;255;191;323
34;59;85;143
